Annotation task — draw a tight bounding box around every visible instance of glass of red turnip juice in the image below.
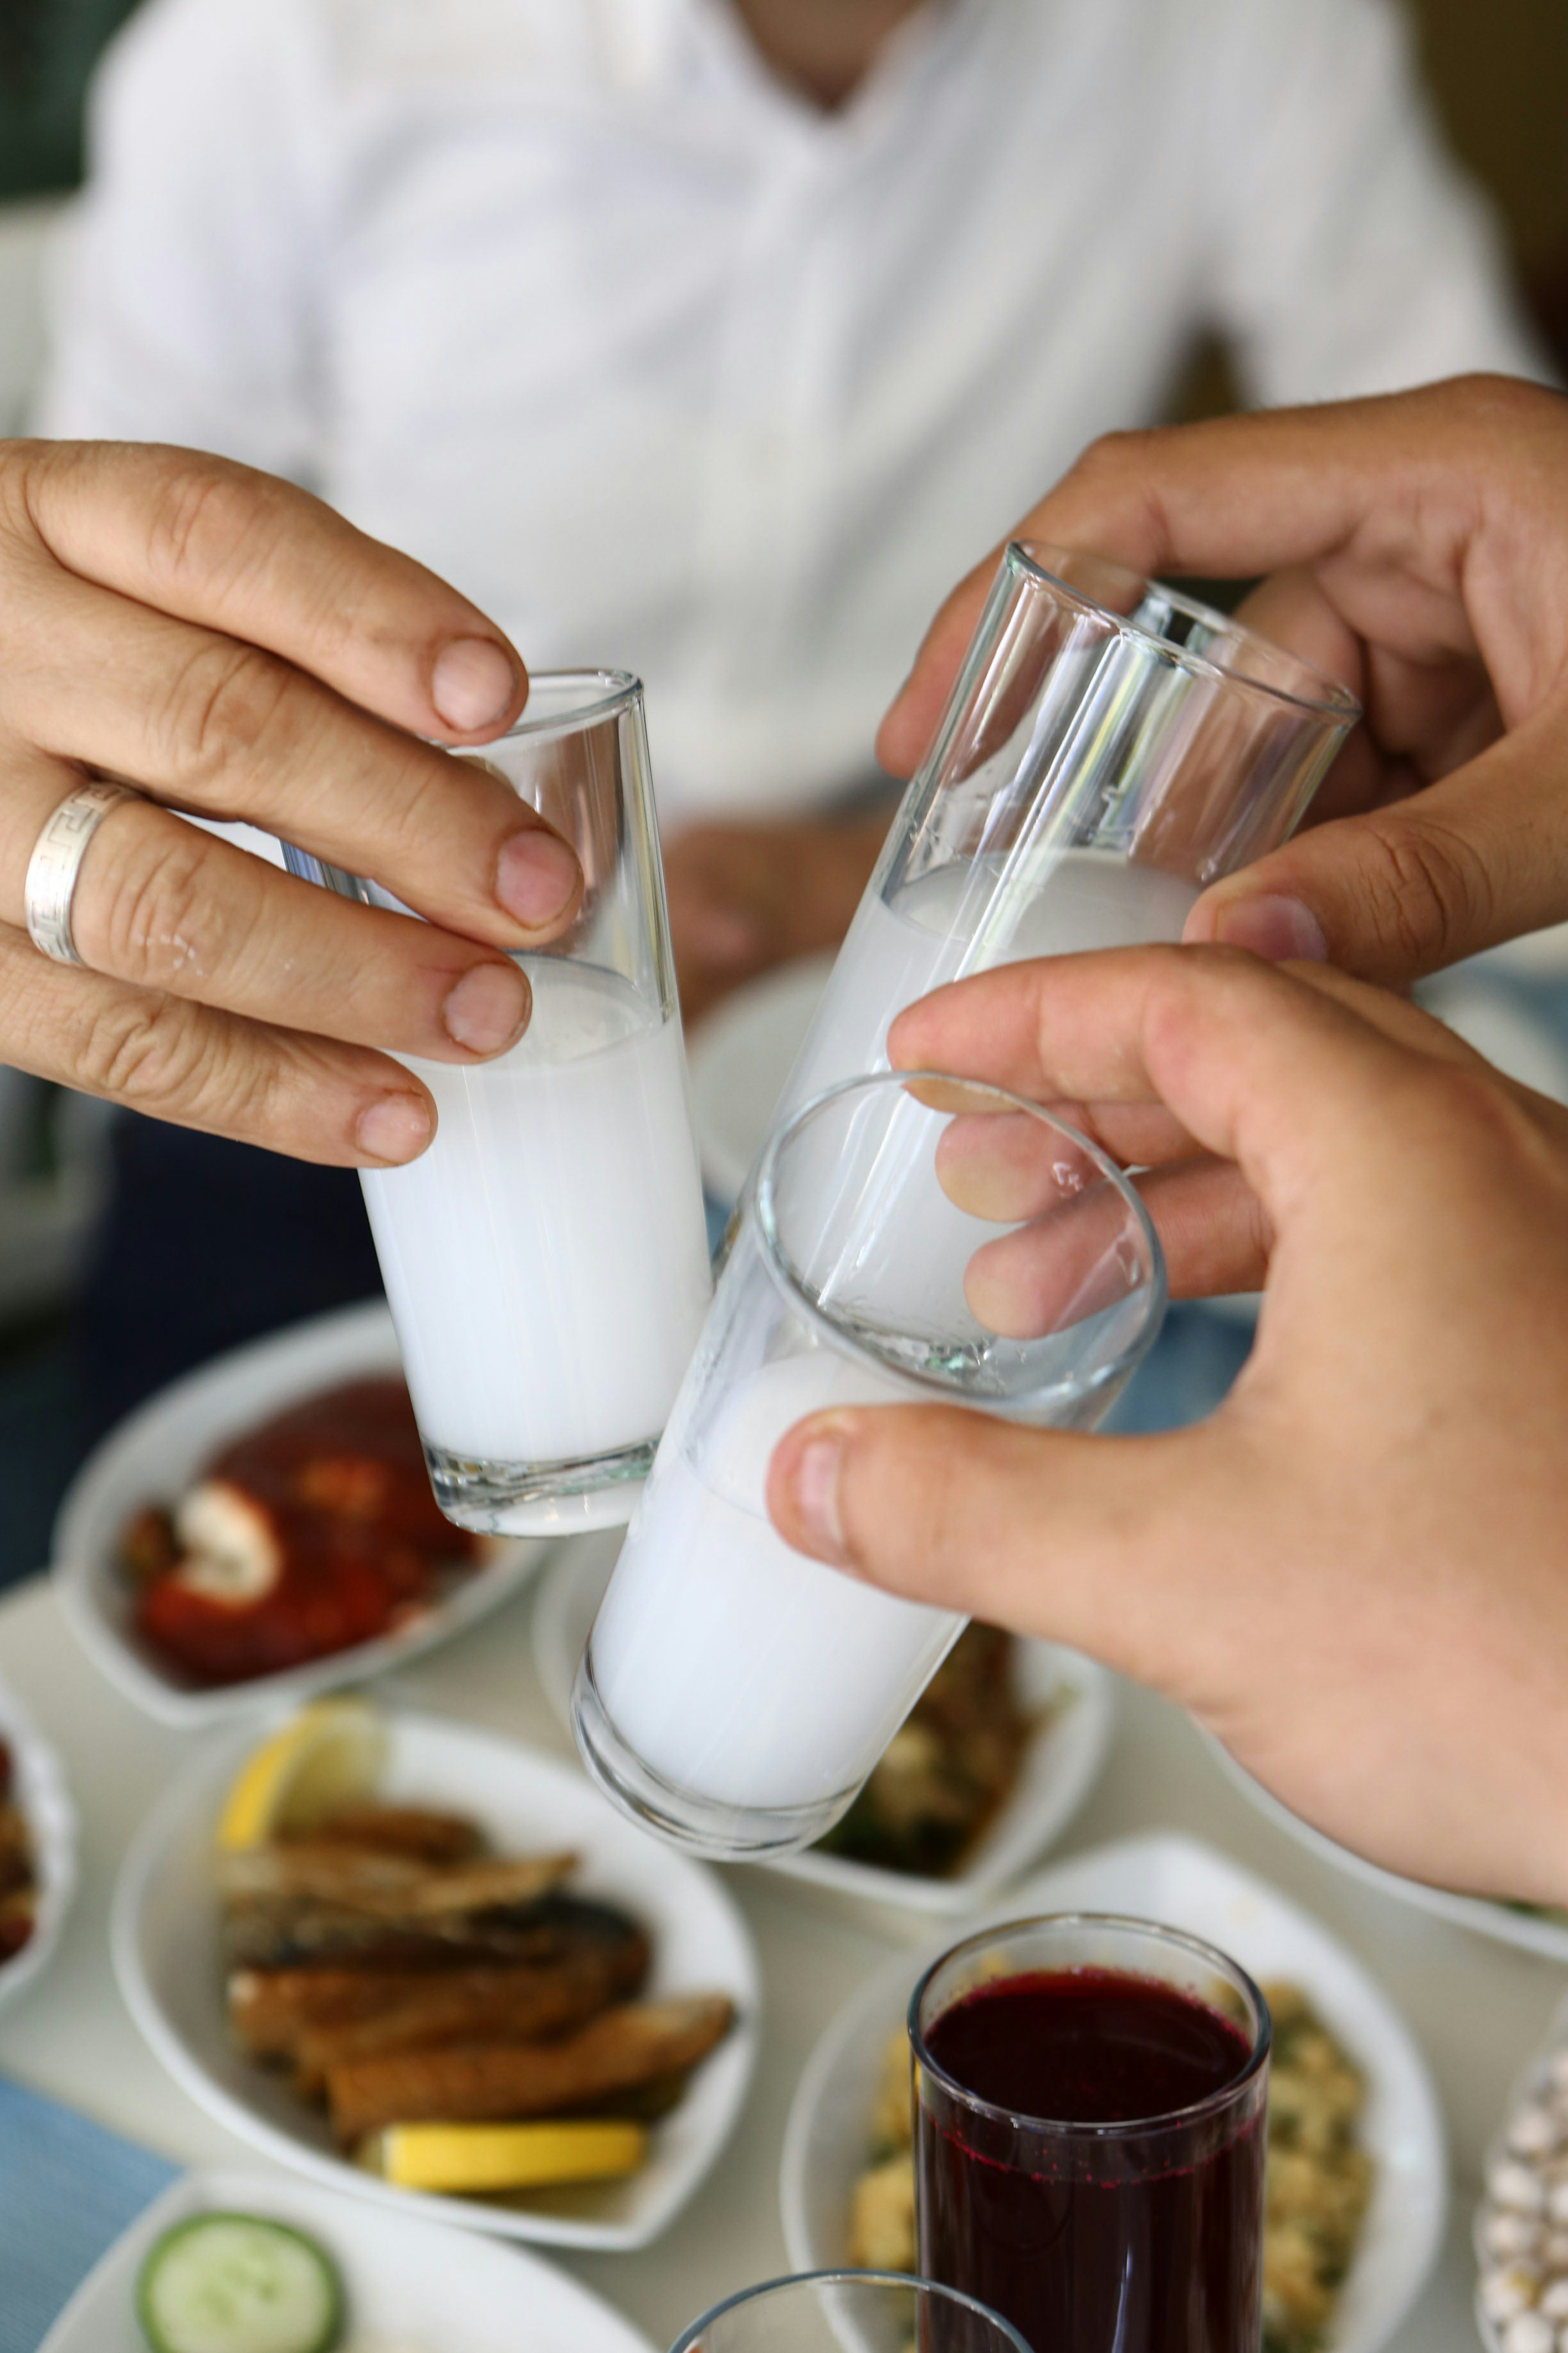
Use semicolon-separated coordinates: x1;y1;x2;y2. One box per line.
914;1914;1272;2353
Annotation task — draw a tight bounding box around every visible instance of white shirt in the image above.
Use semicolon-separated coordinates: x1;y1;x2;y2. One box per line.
40;0;1548;823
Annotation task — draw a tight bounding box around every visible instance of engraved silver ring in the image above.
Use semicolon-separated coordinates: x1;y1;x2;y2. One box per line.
24;781;140;967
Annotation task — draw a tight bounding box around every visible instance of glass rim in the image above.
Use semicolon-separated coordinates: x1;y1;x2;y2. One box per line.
1006;540;1362;724
908;1909;1272;2139
668;2270;1035;2353
751;1068;1167;1410
472;665;643;743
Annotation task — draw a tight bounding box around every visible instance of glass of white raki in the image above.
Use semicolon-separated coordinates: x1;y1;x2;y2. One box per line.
290;671;712;1537
573;1066;1165;1858
777;541;1362;1122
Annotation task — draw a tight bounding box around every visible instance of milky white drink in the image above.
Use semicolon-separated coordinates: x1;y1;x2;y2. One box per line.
362;957;711;1490
588;1333;963;1814
582;845;1189;1832
783;845;1201;1115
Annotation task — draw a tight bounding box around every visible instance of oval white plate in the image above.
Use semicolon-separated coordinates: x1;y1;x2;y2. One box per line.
532;1538;1114;1919
0;1673;77;2020
52;1300;553;1726
1209;1736;1568;1965
112;1706;761;2251
40;2163;661;2353
686;953;835;1203
781;1830;1447;2353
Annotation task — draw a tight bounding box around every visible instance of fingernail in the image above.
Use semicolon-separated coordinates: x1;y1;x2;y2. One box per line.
1209;893;1328;964
496;829;580;929
442;960;530;1054
431;637;519;732
791;1434;849;1563
356;1093;434;1164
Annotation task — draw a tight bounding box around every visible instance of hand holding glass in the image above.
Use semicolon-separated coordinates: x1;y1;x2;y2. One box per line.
574;1068;1165;1856
782;542;1360;1116
288;671;712;1536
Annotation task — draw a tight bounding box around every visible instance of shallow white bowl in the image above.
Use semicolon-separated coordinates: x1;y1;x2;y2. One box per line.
40;2163;661;2353
532;1537;1115;1920
112;1706;761;2251
1209;1736;1568;1965
780;1830;1448;2353
53;1300;552;1726
0;1673;77;2020
686;953;835;1203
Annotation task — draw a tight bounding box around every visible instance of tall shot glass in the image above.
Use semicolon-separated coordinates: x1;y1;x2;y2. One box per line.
287;671;712;1537
781;543;1361;1116
572;1067;1165;1858
913;1916;1271;2353
670;2270;1031;2353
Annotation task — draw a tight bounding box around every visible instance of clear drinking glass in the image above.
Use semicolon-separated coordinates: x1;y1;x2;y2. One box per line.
670;2270;1031;2353
913;1914;1272;2353
572;1067;1165;1858
285;671;712;1536
781;542;1361;1118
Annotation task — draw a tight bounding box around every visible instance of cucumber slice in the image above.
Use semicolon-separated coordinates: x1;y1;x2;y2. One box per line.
136;2213;344;2353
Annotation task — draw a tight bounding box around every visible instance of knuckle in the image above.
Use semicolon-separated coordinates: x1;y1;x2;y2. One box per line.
86;818;220;986
140;456;278;596
154;636;302;786
76;988;212;1111
1357;815;1495;971
1070;426;1153;486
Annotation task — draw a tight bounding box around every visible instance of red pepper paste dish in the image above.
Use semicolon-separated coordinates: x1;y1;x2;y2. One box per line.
117;1379;485;1688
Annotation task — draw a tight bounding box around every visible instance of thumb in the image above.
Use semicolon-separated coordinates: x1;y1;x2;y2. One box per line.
1186;701;1568;981
765;1401;1245;1695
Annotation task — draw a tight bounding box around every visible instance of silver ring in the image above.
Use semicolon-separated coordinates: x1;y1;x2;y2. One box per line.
24;781;140;966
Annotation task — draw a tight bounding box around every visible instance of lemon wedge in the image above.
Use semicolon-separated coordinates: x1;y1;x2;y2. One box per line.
217;1697;388;1851
363;2120;647;2193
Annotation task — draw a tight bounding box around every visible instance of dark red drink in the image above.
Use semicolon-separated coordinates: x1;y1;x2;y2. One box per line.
913;1929;1269;2353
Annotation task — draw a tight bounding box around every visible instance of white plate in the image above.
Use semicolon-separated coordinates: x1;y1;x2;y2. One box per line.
0;1673;77;2019
780;1831;1448;2353
52;1300;552;1726
40;2164;661;2353
112;1705;761;2251
686;953;835;1202
532;1538;1114;1920
1209;1736;1568;1965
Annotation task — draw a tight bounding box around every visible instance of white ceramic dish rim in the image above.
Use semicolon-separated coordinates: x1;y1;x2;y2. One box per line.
38;2164;664;2353
52;1299;552;1726
111;1704;761;2253
530;1540;1116;1914
1206;1731;1568;1964
0;1672;78;2018
779;1828;1449;2353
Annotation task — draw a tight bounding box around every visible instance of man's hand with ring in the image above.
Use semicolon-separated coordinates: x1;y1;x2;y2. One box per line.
0;439;584;1163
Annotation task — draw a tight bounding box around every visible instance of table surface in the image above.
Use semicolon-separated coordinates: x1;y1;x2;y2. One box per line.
0;1566;1556;2353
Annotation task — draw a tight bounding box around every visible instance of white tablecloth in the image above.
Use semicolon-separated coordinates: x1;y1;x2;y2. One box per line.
0;1568;1553;2352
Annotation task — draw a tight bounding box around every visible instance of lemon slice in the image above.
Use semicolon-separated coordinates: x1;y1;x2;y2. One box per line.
363;2120;647;2192
217;1697;388;1851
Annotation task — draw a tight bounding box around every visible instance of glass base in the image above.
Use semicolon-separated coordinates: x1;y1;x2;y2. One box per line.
570;1648;855;1860
425;1437;654;1537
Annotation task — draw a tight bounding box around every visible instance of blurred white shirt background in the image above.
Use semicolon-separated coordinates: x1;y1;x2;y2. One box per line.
39;0;1549;823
